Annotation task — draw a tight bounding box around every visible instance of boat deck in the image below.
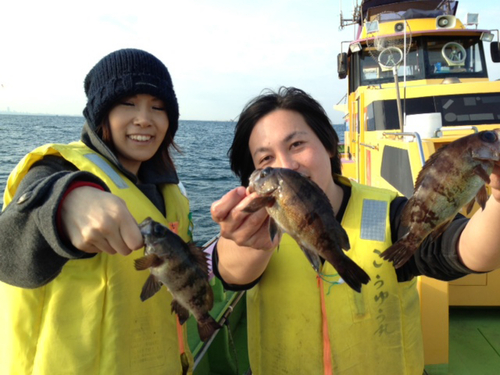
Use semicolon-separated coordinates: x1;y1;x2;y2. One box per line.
195;305;500;374
425;307;500;375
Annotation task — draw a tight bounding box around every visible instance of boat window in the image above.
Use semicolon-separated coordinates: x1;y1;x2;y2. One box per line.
366;93;500;131
359;40;424;86
366;101;401;131
363;0;458;22
424;36;487;78
355;35;487;91
435;94;500;126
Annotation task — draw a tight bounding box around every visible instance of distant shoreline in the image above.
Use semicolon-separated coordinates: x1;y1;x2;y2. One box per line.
0;113;345;132
0;112;82;117
0;113;237;122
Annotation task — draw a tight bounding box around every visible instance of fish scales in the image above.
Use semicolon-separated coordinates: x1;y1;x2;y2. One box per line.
134;217;220;342
382;129;500;268
272;175;325;236
244;167;370;293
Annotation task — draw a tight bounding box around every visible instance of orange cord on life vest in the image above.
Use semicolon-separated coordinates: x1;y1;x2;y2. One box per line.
176;315;189;375
318;276;334;375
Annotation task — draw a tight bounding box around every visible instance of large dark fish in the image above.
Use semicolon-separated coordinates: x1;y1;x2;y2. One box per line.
381;129;500;268
243;167;370;293
134;217;220;342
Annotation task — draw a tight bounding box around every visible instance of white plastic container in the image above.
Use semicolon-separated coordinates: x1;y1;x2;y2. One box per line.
404;113;442;138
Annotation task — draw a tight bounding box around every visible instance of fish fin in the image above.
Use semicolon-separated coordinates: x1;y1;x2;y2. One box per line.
180;352;190;375
429;219;453;241
465;185;489;214
339;226;351;251
268;218;281;242
299;245;322;272
465;198;476;215
242;196;275;213
139;274;163;301
380;234;420;269
197;314;221;342
476;185;489;211
472;164;491;184
331;256;370;293
171;300;190;325
134;253;162;271
190;243;210;276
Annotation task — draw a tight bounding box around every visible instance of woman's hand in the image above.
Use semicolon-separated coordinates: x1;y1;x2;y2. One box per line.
458;163;500;271
488;163;500;202
60;187;144;255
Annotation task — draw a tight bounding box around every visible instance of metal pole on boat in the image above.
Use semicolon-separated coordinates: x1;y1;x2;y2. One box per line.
403;20;407;129
378;44;404;132
393;66;404;132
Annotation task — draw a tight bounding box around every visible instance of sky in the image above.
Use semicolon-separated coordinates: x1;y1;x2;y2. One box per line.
1;0;500;123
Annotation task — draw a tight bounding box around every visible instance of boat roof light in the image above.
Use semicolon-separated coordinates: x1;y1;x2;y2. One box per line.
466;13;479;28
480;32;494;42
350;42;362;53
366;20;379;34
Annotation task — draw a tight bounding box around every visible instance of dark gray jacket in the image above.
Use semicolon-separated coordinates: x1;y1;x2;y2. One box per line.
0;122;179;288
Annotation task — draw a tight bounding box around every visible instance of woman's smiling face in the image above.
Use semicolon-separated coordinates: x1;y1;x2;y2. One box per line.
108;93;169;175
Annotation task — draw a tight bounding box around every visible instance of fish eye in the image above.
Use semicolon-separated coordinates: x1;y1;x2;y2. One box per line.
260;168;271;178
153;223;166;237
480;131;498;143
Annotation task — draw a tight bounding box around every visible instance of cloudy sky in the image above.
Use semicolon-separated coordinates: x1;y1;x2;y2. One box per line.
1;0;500;123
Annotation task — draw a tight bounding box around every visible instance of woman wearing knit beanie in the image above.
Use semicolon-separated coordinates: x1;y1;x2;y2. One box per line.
0;49;198;374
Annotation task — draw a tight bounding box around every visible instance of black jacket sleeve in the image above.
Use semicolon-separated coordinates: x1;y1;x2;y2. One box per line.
211;242;262;291
0;156;108;288
392;196;476;282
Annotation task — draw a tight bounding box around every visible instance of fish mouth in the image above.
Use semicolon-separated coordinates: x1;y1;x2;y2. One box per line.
139;217;154;235
473;156;500;163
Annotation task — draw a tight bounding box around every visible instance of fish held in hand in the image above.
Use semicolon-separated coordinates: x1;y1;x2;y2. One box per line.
243;167;370;293
134;217;220;342
381;129;500;268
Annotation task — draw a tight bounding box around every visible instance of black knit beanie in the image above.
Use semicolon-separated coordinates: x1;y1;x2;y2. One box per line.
83;48;179;137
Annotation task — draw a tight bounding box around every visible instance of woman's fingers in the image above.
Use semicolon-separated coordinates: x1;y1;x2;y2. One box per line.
61;187;143;255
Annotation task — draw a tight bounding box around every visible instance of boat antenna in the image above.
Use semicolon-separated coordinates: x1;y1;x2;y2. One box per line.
437;0;453;14
339;0;361;32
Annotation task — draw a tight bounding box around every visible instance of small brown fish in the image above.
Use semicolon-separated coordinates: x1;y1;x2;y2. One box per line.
381;129;500;268
134;217;220;342
243;167;370;293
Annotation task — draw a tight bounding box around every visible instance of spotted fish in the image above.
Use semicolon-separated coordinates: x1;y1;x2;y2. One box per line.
135;217;220;342
243;167;370;293
381;129;500;268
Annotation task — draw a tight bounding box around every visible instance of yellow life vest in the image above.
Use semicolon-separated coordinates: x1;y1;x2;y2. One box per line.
247;176;423;375
0;142;194;375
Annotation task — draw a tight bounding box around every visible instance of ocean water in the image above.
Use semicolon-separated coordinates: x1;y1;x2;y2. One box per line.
0;114;344;245
0;114;238;245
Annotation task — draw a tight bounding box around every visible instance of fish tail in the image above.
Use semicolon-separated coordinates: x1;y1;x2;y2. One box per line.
197;315;221;342
335;257;371;293
380;236;418;269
